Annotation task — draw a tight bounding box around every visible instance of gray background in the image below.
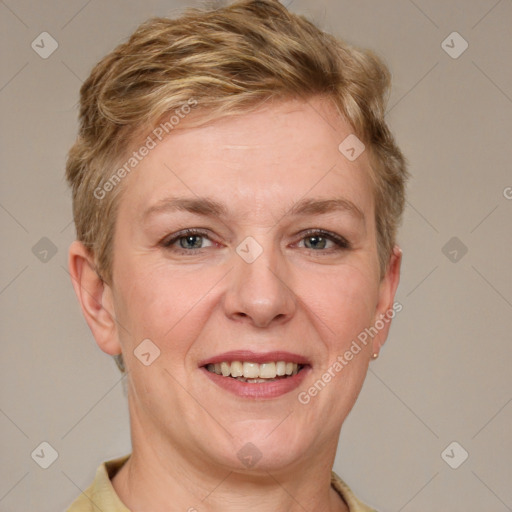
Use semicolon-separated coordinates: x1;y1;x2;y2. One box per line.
1;0;511;511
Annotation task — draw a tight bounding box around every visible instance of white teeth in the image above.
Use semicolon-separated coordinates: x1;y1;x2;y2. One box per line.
230;360;243;377
276;361;286;376
259;362;276;379
243;362;260;379
220;362;231;377
206;361;302;379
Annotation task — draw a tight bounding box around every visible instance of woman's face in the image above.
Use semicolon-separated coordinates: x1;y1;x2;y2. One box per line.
106;97;400;474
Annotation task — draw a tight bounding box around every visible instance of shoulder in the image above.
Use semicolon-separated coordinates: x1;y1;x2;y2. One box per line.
66;455;131;512
331;471;378;512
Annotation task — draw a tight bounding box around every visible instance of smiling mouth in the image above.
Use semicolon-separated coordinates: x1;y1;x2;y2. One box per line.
204;361;306;383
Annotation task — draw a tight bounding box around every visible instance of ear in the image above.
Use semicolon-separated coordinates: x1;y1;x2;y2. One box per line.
371;245;402;357
67;240;122;356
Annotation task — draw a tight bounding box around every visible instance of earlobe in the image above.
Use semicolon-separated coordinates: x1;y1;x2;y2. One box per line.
371;245;402;357
67;240;122;356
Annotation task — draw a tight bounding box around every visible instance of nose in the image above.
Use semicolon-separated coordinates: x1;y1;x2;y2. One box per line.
222;237;297;328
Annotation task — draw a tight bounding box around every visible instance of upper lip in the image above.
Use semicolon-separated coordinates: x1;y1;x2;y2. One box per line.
198;350;311;367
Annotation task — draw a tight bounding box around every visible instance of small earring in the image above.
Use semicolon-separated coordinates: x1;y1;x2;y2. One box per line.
371;352;379;360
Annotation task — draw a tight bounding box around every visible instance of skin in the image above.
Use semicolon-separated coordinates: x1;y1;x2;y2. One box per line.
69;96;401;512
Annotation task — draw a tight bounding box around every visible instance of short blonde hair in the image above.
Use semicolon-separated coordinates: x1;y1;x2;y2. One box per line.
66;0;408;364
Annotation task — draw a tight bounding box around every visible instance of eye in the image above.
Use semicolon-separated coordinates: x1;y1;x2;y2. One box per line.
162;229;214;252
160;228;350;255
296;229;350;252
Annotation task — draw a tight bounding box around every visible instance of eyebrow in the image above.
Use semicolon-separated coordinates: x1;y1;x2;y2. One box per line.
142;196;365;223
288;197;365;222
142;197;227;222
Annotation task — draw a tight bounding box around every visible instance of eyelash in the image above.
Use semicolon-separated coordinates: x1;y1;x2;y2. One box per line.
161;228;351;254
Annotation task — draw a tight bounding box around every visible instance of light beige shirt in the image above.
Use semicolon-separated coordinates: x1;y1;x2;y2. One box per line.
67;455;377;512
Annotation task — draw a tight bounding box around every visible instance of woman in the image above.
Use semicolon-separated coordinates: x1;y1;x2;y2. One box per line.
65;1;408;510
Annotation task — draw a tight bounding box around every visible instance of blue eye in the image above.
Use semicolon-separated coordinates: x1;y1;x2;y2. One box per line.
177;234;206;250
298;230;350;251
162;229;213;252
161;228;350;254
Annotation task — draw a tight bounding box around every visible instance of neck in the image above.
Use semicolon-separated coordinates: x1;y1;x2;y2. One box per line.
111;410;348;512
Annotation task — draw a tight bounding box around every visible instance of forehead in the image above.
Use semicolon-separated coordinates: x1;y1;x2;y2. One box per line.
117;97;374;224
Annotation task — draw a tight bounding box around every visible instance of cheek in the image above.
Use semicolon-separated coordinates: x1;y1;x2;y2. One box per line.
113;261;218;347
303;265;379;350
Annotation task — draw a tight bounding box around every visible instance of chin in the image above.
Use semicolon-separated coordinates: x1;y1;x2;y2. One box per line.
209;423;311;474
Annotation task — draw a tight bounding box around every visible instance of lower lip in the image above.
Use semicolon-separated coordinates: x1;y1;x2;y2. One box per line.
200;366;311;399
